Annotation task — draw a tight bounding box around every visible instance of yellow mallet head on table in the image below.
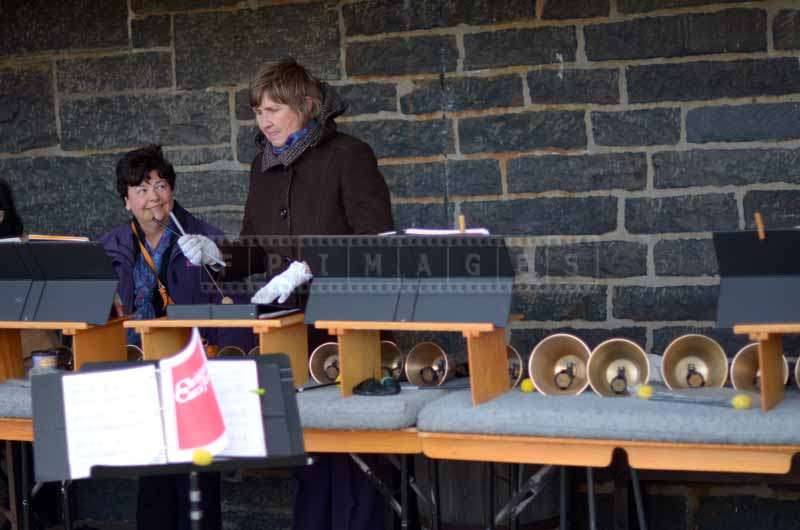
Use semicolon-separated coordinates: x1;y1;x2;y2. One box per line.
519;378;536;393
192;449;214;467
635;384;654;400
731;393;752;410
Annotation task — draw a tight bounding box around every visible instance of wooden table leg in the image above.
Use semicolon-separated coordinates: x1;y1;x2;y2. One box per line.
465;328;509;406
139;328;192;360
0;330;24;383
68;319;127;370
337;329;381;397
257;323;309;388
758;334;785;412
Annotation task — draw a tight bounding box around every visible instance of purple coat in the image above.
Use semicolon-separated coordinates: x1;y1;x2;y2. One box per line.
100;203;251;350
99;202;223;312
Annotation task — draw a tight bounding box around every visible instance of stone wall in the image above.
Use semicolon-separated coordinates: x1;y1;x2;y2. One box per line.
4;0;800;528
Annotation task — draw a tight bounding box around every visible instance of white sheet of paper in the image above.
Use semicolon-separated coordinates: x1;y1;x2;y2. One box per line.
62;365;166;479
403;228;490;235
208;361;267;458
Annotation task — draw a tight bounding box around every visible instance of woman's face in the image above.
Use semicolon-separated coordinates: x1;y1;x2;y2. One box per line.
254;95;307;148
124;170;174;228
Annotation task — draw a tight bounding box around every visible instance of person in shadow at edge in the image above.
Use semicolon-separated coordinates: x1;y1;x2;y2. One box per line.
0;177;24;238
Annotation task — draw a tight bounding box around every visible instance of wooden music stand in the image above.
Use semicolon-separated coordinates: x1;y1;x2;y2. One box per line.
124;312;309;387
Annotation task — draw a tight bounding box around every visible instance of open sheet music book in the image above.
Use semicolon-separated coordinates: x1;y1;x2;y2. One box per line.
53;328;266;479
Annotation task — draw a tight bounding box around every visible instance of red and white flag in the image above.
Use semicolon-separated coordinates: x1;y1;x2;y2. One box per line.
159;327;227;461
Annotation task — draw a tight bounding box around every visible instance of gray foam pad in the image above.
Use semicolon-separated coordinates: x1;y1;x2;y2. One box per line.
298;384;447;430
417;385;800;445
0;379;33;418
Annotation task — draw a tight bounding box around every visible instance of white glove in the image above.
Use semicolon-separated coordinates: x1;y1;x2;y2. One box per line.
251;261;312;304
178;234;222;266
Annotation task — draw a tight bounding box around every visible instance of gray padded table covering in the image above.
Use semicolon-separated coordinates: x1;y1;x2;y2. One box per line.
0;379;32;418
417;387;800;445
298;384;447;430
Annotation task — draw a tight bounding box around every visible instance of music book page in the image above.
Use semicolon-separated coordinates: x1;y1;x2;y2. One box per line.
208;361;267;457
62;365;166;479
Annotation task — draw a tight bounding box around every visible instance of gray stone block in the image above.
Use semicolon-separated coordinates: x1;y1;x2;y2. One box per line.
687;102;800;143
132;0;239;14
652;326;748;358
446;159;502;196
465;26;577;70
61;91;230;150
626;194;738;234
400;75;523;114
534;241;648;278
592;109;680;147
392;202;448;229
619;0;761;14
528;68;619;104
775;10;800;50
0;155;128;238
613;285;719;321
342;0;533;36
346;36;458;77
459;110;586;153
175;5;339;89
585;9;766;61
627;58;800;103
508;153;646;193
743;190;800;229
191;209;243;237
0;0;127;56
654;148;800;188
236;125;259;164
654;238;718;277
337;83;397;116
175;170;249;208
382;163;446;198
513;284;607;321
132;15;171;49
542;0;609;19
0;67;58;153
235;89;253;121
338;119;453;158
57;53;172;93
460;197;617;235
166;146;233;166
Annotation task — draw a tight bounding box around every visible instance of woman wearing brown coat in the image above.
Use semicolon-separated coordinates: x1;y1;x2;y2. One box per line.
179;58;394;530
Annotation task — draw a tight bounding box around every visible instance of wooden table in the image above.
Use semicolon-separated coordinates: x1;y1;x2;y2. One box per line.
733;323;798;412
0;319;127;382
418;432;800;474
125;313;309;387
315;320;509;405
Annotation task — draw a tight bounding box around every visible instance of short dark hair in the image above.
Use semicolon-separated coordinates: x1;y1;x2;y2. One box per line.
0;178;23;237
115;144;176;201
249;57;322;123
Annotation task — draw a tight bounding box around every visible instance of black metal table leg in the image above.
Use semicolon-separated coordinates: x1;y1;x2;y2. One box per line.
586;468;597;530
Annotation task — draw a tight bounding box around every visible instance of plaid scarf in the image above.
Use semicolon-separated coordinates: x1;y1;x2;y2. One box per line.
258;84;347;170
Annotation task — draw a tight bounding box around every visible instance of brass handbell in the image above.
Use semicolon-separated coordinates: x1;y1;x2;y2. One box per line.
529;334;591;395
126;344;144;362
588;338;649;396
405;342;457;387
730;343;788;391
309;342;340;384
380;340;405;380
661;334;727;390
506;344;525;388
217;345;246;357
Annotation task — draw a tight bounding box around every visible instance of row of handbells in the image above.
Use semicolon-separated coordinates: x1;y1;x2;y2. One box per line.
307;333;795;396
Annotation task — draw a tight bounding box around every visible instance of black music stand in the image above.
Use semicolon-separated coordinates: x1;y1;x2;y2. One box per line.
32;355;308;528
302;235;514;326
713;229;800;327
0;242;117;324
